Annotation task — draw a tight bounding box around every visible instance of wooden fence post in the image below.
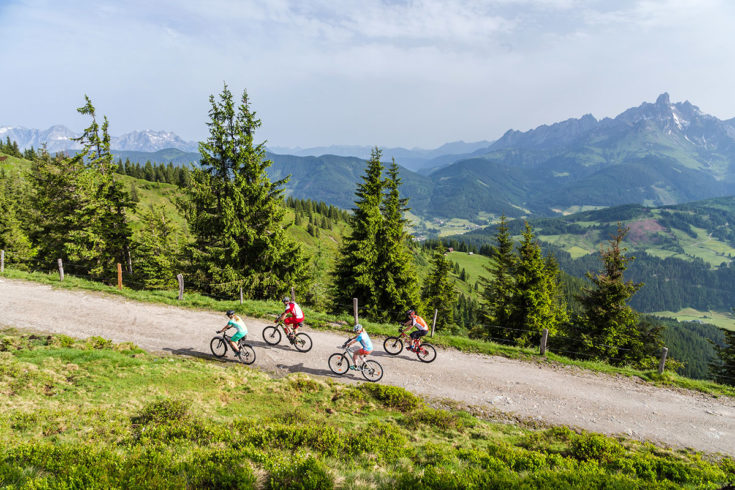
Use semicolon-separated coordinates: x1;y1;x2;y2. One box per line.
353;298;359;325
1;250;4;273
431;309;438;337
658;347;669;374
177;274;184;300
117;263;123;290
239;286;243;305
291;286;296;302
540;328;549;356
58;258;64;281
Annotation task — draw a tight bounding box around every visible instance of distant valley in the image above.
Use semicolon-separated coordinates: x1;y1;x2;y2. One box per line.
7;93;735;225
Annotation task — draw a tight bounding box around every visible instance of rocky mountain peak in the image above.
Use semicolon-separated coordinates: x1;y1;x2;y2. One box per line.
655;92;671;106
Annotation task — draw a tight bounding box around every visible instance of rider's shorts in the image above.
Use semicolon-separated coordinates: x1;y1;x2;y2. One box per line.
356;348;372;356
231;331;246;342
410;329;428;340
284;317;304;326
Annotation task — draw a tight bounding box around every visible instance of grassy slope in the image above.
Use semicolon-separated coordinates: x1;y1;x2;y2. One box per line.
1;329;733;488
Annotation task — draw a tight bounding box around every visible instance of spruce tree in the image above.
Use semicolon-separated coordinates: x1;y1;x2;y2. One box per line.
373;159;421;320
710;320;735;386
0;168;35;267
332;147;384;313
422;243;457;332
184;84;309;299
476;214;517;341
131;205;184;289
572;224;648;365
510;222;568;345
29;97;133;278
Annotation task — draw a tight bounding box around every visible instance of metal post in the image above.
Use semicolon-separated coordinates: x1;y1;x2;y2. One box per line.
353;298;358;325
58;258;64;281
658;347;669;374
540;328;549;356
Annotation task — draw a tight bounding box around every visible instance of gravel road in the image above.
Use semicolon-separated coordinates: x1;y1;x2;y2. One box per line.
1;278;733;456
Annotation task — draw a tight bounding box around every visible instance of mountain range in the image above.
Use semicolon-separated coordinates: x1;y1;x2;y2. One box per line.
6;92;735;222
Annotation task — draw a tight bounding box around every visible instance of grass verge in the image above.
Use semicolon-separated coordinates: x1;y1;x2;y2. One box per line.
2;267;734;399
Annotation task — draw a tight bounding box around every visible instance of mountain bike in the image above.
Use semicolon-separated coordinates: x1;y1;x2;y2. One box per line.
262;319;313;352
383;327;437;363
328;342;384;382
210;330;256;365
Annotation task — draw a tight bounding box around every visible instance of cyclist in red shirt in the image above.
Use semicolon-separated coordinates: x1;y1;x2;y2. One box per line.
277;297;304;339
402;309;429;351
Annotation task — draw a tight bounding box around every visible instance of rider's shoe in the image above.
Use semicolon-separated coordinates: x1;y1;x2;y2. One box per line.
349;365;358;370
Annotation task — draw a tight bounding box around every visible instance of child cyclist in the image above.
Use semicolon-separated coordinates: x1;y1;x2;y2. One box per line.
344;323;373;369
402;309;429;351
218;310;248;354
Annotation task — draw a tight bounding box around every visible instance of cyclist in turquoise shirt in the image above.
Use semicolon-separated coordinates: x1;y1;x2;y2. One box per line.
218;310;248;354
345;323;373;370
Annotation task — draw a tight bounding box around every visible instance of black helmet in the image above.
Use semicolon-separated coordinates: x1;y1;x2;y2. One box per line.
406;309;415;317
226;310;235;317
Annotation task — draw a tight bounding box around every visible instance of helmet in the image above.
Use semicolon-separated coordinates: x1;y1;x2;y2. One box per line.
282;297;290;303
353;324;363;333
406;309;415;317
226;310;235;317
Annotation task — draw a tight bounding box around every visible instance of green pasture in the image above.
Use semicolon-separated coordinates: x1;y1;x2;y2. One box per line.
651;309;735;331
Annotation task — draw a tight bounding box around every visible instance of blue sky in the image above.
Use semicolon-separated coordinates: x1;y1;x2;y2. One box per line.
2;0;734;148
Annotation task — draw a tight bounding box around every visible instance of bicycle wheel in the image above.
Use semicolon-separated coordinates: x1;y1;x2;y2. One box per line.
328;353;350;375
383;336;403;355
292;333;313;352
361;360;384;382
210;337;227;358
417;343;437;363
262;326;281;345
237;343;256;365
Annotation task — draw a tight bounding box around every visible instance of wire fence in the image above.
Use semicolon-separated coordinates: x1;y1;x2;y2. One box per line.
2;249;735;383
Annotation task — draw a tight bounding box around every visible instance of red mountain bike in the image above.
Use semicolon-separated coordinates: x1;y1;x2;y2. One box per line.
383;327;437;363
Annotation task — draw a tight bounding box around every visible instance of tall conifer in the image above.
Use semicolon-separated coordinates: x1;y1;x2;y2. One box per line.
332;148;384;313
422;243;457;331
374;159;421;320
184;84;309;299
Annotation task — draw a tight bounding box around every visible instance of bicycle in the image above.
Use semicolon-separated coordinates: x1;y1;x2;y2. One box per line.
262;319;313;352
328;341;384;382
383;327;437;363
210;330;256;365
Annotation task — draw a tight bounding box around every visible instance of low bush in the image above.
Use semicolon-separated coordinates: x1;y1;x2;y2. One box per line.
132;398;191;425
360;383;423;412
404;407;467;431
267;456;333;490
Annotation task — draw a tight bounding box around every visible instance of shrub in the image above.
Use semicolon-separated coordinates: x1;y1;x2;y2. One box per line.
267;456;333;490
132;399;190;425
404;407;465;431
85;336;114;350
569;433;623;463
360;384;423;412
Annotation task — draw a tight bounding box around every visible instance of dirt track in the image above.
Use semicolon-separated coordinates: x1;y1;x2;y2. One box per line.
1;278;733;456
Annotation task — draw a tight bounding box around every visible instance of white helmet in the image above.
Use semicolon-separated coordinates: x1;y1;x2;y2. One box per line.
353;324;363;333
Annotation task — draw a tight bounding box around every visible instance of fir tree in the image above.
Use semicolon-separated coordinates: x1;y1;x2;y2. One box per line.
131;205;184;289
333;148;384;314
510;222;568;345
0;168;35;267
422;243;457;332
183;83;309;300
571;224;648;365
475;214;517;342
373;159;421;321
29;97;133;278
710;319;735;386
